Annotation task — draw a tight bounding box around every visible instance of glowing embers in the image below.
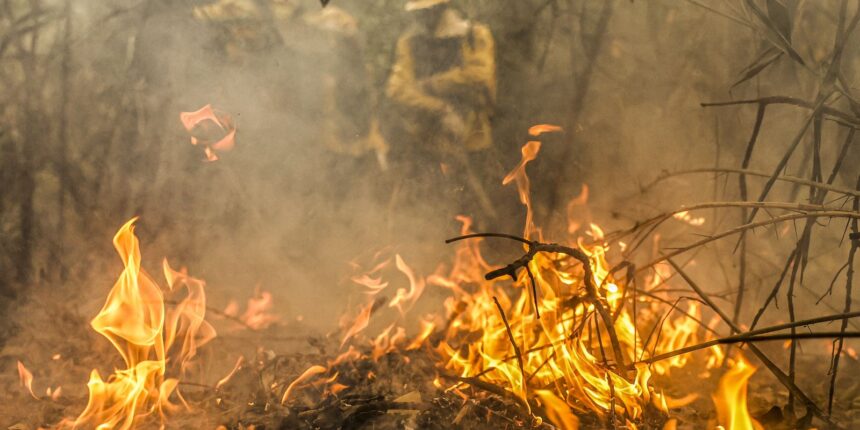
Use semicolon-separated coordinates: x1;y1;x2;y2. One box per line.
71;218;215;429
180;104;237;162
673;210;705;227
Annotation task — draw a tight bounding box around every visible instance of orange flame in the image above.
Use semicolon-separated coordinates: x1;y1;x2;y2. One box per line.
503;140;542;239
48;386;63;401
535;389;580;430
389;254;425;315
406;318;437;350
223;288;280;330
712;354;763;430
528;124;564;136
341;300;375;348
70;218;215;429
328;127;715;427
17;361;38;400
281;365;327;405
216;356;246;390
567;184;590;234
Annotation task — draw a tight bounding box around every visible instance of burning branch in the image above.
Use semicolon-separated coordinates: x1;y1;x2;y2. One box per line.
446;232;630;379
632;310;860;367
492;296;528;411
667;259;841;428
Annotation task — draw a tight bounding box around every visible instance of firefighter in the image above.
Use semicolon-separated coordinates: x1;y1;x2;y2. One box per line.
303;7;388;169
192;0;299;62
192;1;385;166
385;0;498;219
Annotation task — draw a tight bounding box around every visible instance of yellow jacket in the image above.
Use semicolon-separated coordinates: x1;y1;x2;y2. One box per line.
386;12;496;152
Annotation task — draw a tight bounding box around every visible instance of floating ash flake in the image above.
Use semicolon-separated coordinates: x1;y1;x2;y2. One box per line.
179;104;236;162
528;124;563;136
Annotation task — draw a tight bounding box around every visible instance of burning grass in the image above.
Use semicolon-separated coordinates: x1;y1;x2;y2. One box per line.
2;123;860;429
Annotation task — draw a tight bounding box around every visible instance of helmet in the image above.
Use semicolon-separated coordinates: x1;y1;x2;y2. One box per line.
404;0;450;12
304;6;358;35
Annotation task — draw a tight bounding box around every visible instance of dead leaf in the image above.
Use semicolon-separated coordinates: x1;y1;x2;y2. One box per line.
732;47;783;88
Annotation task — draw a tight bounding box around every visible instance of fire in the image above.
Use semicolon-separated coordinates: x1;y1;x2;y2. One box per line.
17;360;38;400
652;302;702;375
321;127;724;427
425;137;677;422
567;184;590;234
223;287;280;330
340;300;376;348
712;354;763;430
535;389;580;430
503;140;542;238
389;254;426;315
215;356;246;390
280;365;327;405
70;218;215;429
528;124;564;136
260;124;730;425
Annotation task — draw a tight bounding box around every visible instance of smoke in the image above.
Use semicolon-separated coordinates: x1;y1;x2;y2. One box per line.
1;0;858;342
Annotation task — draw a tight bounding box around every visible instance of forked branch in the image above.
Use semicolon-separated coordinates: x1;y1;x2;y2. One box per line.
447;233;630;379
